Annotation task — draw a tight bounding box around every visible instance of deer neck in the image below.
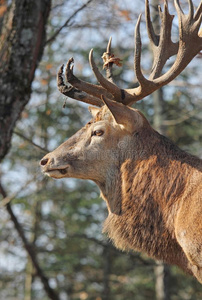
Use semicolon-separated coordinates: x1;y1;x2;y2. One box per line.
95;164;122;215
96;130;201;216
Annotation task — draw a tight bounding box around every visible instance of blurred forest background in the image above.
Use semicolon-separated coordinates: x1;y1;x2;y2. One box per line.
0;0;202;299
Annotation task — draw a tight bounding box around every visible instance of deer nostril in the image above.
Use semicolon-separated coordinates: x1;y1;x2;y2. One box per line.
40;158;49;166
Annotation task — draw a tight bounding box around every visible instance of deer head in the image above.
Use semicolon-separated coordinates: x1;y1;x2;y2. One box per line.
40;101;148;177
40;0;202;283
40;100;152;213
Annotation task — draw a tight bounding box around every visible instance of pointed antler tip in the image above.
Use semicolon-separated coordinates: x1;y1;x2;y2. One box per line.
66;57;74;70
89;49;94;62
60;64;64;71
174;0;184;14
164;0;168;6
58;64;64;78
135;14;142;33
57;65;65;87
107;37;112;53
108;36;112;46
158;5;162;13
89;48;94;57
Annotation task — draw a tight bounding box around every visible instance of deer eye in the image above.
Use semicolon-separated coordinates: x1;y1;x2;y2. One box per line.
92;129;104;136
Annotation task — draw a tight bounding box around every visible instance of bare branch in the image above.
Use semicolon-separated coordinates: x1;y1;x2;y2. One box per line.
162;109;200;126
14;131;48;153
0;178;34;208
46;0;94;45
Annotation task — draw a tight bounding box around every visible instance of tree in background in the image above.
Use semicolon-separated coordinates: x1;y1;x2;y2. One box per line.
0;0;51;160
0;0;202;299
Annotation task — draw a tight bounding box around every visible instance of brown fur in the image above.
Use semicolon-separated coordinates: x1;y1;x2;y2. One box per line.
103;128;202;276
41;105;202;283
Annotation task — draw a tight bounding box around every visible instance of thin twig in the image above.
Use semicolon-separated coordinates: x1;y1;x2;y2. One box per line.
0;178;34;208
45;0;94;45
162;110;200;126
14;131;48;153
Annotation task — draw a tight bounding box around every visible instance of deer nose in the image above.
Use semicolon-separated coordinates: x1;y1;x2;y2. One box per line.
40;158;49;166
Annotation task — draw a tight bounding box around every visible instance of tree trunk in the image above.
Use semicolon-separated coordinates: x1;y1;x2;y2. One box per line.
153;88;166;135
102;245;111;300
0;0;51;161
155;262;171;300
24;258;33;300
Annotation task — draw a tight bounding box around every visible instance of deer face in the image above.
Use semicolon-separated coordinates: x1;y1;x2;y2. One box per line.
40;100;149;183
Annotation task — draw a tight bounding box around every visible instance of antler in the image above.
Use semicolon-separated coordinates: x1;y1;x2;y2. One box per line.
58;0;202;106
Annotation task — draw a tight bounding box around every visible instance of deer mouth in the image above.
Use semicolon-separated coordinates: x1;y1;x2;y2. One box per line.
48;168;68;175
43;166;70;178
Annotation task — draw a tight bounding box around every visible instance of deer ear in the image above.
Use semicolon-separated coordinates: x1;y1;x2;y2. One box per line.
101;96;143;133
88;106;100;118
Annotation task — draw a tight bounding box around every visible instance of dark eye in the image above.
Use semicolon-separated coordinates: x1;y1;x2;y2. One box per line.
92;130;104;136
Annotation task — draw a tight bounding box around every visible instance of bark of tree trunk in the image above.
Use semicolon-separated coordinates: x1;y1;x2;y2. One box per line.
0;0;51;161
102;245;111;300
155;261;171;300
0;2;60;298
24;258;33;300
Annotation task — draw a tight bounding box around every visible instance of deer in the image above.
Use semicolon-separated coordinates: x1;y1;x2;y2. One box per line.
40;0;202;283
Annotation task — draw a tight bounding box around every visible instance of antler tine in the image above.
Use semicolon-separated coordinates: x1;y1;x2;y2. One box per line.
134;14;150;87
60;57;114;105
57;64;103;107
148;0;178;79
187;0;194;20
103;37;114;83
194;1;202;21
145;0;159;47
89;49;123;102
106;36;112;53
174;0;202;46
174;0;184;15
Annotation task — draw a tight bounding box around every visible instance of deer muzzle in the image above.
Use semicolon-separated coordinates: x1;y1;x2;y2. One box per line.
40;154;71;178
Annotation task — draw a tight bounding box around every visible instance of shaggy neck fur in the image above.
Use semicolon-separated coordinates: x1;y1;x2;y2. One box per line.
100;128;202;273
